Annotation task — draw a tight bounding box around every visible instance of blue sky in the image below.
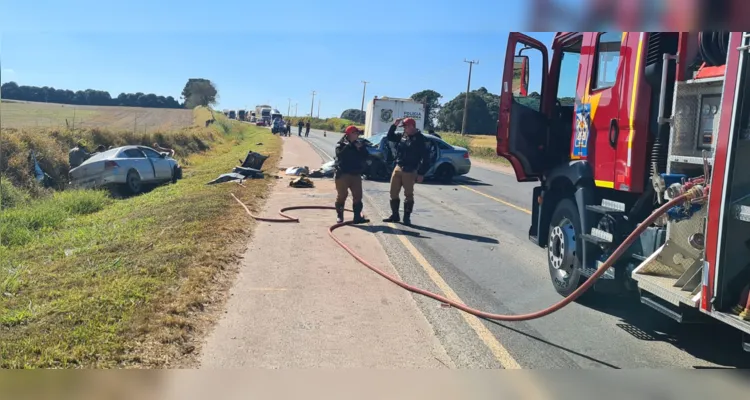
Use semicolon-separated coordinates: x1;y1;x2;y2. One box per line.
0;0;572;117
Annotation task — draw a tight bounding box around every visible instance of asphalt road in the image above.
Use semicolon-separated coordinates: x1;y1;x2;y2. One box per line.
293;128;750;369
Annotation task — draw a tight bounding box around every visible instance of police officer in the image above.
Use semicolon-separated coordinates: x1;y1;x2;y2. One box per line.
334;125;370;224
382;117;430;226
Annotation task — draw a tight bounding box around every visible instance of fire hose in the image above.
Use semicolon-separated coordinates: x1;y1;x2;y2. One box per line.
232;189;703;322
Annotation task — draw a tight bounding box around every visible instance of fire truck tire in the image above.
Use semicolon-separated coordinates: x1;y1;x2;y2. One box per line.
547;198;584;297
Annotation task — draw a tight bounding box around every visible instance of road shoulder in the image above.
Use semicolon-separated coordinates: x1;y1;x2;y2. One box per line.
198;136;454;368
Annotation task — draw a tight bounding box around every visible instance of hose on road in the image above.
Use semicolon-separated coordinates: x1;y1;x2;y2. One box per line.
232;192;697;322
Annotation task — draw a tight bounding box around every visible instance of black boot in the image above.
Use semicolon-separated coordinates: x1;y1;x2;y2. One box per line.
383;199;400;223
352;202;370;224
403;201;414;226
335;202;345;223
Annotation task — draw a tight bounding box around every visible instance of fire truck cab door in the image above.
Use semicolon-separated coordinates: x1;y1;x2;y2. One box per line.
497;33;549;182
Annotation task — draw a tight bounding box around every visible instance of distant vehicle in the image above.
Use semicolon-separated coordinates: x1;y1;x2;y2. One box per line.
238;110;247;121
256;105;272;125
69;145;182;194
271;109;283;122
363;132;470;183
363;97;426;139
229;110;236;119
271;118;285;134
255;119;267;126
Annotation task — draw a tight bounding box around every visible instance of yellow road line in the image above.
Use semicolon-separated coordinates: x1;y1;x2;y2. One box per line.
388;222;523;370
459;185;532;215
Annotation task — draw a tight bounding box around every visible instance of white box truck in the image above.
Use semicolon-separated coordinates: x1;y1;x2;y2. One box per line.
363;97;426;138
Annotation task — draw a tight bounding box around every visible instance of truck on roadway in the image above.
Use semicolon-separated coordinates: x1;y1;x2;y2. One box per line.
256;105;272;125
238;110;246;121
497;30;750;351
363;97;426;138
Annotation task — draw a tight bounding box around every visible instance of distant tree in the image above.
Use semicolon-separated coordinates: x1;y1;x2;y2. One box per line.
0;81;182;108
437;91;494;134
340;108;365;122
410;89;442;130
181;78;218;108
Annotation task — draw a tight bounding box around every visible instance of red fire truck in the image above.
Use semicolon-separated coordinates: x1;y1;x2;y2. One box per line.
497;31;750;351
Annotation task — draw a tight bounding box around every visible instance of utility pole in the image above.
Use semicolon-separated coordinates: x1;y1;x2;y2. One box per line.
310;91;316;120
294;103;298;117
360;80;369;123
461;59;478;135
287;98;292;117
317;99;321;119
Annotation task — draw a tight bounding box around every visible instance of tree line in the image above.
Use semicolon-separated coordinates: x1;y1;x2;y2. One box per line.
1;78;219;110
340;89;575;134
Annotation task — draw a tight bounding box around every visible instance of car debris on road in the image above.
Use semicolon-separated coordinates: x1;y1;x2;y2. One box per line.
208;150;269;185
285;166;310;176
289;176;314;188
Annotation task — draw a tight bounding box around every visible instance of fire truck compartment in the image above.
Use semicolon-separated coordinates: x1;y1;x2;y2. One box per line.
667;78;723;169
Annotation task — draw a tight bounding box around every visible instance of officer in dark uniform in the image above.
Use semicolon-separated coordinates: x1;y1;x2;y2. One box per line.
334;125;370;224
382;117;430;226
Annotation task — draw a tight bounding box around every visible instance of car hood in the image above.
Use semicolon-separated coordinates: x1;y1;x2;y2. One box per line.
451;146;468;152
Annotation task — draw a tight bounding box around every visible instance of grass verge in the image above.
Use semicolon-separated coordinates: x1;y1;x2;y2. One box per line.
0;119;281;368
440;133;509;166
1;107;221;193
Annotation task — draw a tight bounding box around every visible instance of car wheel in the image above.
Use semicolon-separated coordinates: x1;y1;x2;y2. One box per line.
171;166;180;183
435;164;455;183
547;198;584;297
126;170;142;195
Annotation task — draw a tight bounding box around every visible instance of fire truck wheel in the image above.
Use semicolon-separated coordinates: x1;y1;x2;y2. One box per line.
547;198;584;297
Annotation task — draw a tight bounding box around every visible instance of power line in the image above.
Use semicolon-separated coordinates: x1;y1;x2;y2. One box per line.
461;59;478;135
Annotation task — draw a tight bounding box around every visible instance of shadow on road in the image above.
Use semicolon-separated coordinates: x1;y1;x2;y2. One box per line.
355;224;427;239
576;292;750;368
423;176;492;187
355;221;499;244
483;318;622;369
403;223;499;244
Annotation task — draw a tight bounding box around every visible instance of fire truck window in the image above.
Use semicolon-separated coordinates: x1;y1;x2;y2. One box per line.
512;42;543;112
592;32;622;90
558;48;580;106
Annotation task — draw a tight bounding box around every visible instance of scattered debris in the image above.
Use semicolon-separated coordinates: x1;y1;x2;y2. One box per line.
207;173;247;185
285;166;310;176
233;166;264;179
308;160;335;178
289;176;314;188
209;150;269;185
256;142;263;146
240;151;269;170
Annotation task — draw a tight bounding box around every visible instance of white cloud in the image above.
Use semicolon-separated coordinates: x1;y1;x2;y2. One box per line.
1;68;15;74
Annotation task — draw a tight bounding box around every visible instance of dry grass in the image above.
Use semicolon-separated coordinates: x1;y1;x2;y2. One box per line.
1;101;194;133
0;115;282;368
467;134;496;150
440;133;509;165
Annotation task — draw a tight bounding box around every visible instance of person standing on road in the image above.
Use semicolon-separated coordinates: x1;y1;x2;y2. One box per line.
305;121;311;137
334;125;370;224
298;120;304;136
286;120;292;136
382;117;430;226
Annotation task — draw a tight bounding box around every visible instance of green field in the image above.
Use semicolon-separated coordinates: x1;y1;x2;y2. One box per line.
1;100;195;132
0;105;281;368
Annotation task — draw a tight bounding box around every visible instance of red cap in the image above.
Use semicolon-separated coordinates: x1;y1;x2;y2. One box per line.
402;118;416;127
345;125;361;134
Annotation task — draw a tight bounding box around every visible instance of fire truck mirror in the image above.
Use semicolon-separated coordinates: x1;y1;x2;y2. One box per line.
512;55;530;97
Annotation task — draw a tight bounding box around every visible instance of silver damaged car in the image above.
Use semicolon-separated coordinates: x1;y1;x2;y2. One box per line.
69;145;182;194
